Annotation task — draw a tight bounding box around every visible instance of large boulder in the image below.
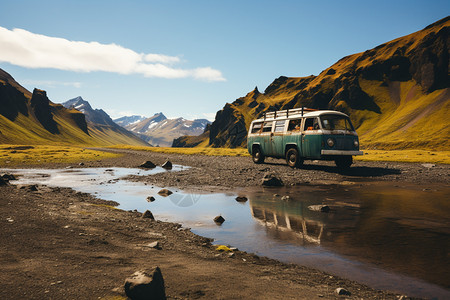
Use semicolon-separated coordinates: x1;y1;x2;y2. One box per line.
161;160;172;170
139;161;156;169
124;268;166;300
261;172;284;187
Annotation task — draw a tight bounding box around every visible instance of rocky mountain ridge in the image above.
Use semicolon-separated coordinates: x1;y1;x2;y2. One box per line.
192;17;449;150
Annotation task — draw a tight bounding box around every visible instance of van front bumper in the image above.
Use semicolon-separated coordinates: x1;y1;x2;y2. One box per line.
321;150;363;156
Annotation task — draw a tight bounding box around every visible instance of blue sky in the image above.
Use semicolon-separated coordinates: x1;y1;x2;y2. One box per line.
0;1;448;121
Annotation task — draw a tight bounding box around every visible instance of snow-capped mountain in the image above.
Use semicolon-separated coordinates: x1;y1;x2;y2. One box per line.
61;96;149;145
62;96;116;127
115;112;210;147
113;115;146;127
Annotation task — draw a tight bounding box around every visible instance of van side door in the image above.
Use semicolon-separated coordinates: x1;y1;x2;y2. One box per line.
285;118;303;157
302;117;321;158
260;121;274;156
272;120;287;158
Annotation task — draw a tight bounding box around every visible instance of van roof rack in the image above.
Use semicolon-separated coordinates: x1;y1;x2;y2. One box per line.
263;107;318;120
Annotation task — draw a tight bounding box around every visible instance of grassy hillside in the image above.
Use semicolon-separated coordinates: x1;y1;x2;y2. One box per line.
205;17;449;150
0;70;148;147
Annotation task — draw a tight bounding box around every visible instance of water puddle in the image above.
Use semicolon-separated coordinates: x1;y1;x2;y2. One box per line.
2;167;449;299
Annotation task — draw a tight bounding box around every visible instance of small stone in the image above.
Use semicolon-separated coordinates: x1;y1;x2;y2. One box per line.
139;161;156;169
421;163;435;168
79;162;85;166
124;268;166;300
1;173;16;181
142;210;155;220
161;160;172;170
281;196;290;201
157;189;173;197
147;196;156;202
335;287;351;296
214;215;225;224
145;241;161;250
308;205;330;212
235;196;248;202
228;253;235;258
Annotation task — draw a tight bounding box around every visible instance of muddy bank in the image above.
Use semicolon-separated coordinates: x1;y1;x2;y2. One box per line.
89;148;449;191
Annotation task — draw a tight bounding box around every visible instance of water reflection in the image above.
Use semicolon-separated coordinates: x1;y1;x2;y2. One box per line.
250;200;324;245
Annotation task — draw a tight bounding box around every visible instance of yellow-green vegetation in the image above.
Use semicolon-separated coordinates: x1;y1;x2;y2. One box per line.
0;144;120;166
356;150;450;164
356;79;450;150
110;144;250;157
89;203;119;210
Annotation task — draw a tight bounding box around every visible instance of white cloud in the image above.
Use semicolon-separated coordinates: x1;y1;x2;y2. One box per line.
0;26;226;82
21;79;82;88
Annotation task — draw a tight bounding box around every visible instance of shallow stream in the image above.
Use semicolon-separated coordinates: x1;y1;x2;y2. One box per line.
2;167;449;299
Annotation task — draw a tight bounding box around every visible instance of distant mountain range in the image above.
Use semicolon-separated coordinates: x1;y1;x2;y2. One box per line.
114;113;210;147
179;16;449;150
114;115;146;127
0;70;148;146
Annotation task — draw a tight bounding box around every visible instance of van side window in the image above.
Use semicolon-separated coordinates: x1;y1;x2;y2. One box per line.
288;119;301;131
251;122;263;134
304;118;314;131
262;121;273;133
274;120;286;132
304;118;320;131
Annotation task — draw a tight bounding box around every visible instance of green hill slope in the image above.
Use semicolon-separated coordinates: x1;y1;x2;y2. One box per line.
0;69;148;146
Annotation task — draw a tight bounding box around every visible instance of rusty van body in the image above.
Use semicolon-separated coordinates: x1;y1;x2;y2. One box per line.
247;108;363;168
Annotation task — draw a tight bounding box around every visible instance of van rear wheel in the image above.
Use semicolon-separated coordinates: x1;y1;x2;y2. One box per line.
252;147;265;164
335;156;352;169
286;148;303;168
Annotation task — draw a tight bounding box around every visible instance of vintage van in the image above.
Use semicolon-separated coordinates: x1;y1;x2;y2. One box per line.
247;108;363;168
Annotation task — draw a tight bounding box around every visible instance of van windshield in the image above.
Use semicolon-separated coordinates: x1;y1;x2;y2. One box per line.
320;114;354;131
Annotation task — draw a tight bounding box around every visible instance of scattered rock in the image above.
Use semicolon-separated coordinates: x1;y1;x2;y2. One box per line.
124;268;166;300
161;160;172;170
421;163;436;168
1;173;16;181
157;189;173;197
281;196;290;201
213;215;225;224
308;205;330;212
147;196;155;202
145;241;161;250
17;184;38;191
139;161;156;169
335;287;351;296
142;210;155;220
235;196;248;202
79;162;85;166
261;172;284;187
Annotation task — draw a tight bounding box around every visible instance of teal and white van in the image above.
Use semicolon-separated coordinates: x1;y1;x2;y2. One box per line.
247;108;363;168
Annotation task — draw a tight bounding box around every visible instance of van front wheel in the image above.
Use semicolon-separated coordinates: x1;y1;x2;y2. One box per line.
335;156;353;169
286;148;303;168
252;147;265;164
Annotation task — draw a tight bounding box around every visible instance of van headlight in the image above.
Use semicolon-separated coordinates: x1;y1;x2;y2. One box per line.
327;138;335;147
353;139;359;147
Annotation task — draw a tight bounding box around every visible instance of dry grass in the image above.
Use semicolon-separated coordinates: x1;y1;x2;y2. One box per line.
109;145;251;157
111;145;448;164
0;144;120;166
356;150;450;164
